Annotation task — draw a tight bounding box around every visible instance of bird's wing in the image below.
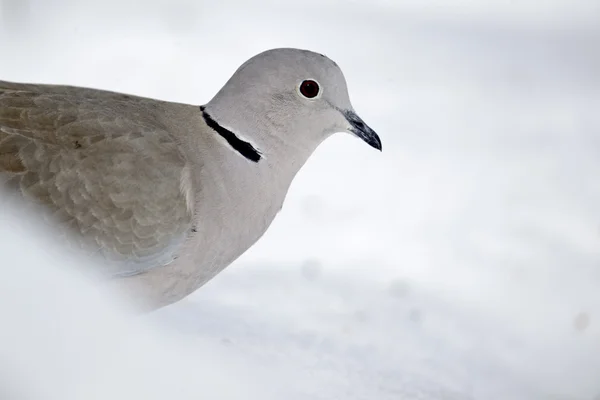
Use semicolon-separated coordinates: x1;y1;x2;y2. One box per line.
0;81;194;277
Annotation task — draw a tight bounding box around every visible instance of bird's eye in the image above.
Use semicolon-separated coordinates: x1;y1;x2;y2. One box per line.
299;80;320;99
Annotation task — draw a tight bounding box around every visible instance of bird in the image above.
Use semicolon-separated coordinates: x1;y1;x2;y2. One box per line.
0;48;381;311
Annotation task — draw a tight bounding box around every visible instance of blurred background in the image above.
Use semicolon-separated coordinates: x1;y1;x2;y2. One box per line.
1;0;599;399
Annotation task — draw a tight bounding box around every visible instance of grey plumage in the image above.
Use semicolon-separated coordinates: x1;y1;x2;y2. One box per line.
0;48;381;311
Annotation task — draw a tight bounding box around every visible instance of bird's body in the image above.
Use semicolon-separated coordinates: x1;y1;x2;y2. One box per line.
0;82;295;309
0;49;381;311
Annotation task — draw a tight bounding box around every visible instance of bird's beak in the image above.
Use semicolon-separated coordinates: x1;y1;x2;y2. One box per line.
344;110;382;151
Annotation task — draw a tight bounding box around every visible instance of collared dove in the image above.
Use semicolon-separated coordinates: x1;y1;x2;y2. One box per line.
0;48;381;311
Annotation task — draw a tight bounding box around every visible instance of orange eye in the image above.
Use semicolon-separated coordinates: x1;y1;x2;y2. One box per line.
299;80;320;98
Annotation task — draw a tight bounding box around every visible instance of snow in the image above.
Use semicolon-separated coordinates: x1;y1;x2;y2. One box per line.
1;1;599;399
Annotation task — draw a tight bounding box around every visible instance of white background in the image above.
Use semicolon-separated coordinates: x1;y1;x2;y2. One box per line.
1;0;599;399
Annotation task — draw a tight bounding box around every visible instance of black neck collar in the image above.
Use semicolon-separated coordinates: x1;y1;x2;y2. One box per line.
200;106;262;163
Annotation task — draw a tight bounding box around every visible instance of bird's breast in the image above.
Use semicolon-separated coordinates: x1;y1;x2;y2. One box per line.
123;160;287;310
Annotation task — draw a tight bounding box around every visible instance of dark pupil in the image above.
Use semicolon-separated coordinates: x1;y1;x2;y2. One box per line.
301;80;319;98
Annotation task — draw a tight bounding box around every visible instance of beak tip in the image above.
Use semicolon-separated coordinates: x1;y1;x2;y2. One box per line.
374;138;383;152
361;132;383;152
365;133;382;152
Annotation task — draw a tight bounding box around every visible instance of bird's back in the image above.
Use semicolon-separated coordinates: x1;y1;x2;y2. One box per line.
0;80;194;277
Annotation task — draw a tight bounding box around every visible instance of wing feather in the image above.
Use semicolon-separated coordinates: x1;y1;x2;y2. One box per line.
0;81;193;277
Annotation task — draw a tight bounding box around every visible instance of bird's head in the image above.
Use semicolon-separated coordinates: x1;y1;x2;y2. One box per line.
203;48;381;162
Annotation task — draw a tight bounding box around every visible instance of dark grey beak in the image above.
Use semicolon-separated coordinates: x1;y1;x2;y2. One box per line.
344;110;382;151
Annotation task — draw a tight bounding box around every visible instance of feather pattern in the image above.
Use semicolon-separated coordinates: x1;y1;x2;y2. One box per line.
0;81;193;277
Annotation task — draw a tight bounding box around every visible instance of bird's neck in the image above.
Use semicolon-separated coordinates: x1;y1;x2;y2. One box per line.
200;105;324;182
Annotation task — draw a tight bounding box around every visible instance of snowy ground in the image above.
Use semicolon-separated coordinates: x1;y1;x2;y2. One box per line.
1;0;599;399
